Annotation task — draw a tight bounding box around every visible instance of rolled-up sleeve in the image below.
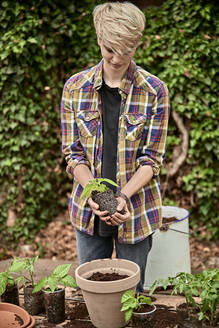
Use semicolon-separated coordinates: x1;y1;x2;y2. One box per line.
60;82;90;177
136;82;170;176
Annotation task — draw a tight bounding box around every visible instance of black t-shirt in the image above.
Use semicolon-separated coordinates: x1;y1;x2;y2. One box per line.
94;80;121;237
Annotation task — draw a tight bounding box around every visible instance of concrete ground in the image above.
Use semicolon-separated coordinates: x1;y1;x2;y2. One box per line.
0;257;185;308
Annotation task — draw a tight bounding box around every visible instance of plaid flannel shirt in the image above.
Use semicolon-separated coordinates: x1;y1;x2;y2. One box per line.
61;60;170;244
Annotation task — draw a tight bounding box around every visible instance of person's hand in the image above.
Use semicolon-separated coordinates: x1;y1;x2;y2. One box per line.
87;197;110;221
106;196;130;226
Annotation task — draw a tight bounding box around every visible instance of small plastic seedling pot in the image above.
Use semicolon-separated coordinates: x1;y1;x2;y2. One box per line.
24;285;44;315
133;304;157;321
1;284;19;305
43;288;65;324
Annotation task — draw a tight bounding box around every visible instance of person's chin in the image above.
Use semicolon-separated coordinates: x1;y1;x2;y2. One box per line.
110;63;123;70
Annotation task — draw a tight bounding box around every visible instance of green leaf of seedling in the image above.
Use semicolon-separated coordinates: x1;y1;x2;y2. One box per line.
32;255;39;265
60;275;77;288
15;276;26;286
32;277;48;293
125;308;133;322
0;275;7;296
9;258;26;273
99;178;119;187
48;274;59;293
121;303;132;312
80;183;93;199
138;295;151;305
121;290;134;303
53;264;71;278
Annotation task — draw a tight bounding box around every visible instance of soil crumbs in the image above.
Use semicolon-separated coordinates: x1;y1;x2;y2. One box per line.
63;302;178;328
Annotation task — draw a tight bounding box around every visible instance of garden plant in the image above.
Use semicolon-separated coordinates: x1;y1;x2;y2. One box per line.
33;263;77;293
80;178;120;216
121;290;153;322
149;269;219;327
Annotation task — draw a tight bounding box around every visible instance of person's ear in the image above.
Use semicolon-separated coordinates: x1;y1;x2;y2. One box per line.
97;38;102;46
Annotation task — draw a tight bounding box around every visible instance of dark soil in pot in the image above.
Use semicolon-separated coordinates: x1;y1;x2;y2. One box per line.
87;271;129;281
160;216;178;231
91;189;125;215
24;285;44;315
134;303;155;313
162;216;178;224
1;283;19;305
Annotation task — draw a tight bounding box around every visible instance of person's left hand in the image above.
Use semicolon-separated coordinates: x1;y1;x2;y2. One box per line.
105;196;130;226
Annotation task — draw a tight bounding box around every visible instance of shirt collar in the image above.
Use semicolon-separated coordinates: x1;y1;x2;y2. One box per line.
93;59;136;94
93;59;104;90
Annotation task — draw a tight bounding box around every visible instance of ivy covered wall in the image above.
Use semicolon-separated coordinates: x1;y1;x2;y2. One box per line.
0;0;218;242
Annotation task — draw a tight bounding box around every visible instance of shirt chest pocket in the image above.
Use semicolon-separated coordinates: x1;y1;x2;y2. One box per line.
76;111;100;138
124;113;147;141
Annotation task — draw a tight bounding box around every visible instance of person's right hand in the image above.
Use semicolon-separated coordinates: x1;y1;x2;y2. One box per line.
88;197;111;222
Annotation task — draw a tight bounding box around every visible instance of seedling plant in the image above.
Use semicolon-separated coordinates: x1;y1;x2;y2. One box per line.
9;255;39;288
121;289;152;322
0;267;16;296
33;263;77;293
80;178;118;199
149;269;219;326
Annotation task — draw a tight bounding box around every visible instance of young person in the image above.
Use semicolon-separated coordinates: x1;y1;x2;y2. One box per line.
61;1;170;292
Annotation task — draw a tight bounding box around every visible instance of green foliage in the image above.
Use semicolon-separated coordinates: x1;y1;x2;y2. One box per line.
33;263;77;293
0;0;101;242
121;290;152;322
149;269;219;326
135;0;219;239
0;256;37;295
0;0;218;242
9;255;39;287
0;270;15;296
80;178;119;199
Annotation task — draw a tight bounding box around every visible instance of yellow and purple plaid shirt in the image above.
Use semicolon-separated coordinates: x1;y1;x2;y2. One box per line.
61;60;170;244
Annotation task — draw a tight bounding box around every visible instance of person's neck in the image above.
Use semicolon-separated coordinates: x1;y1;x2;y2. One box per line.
102;61;129;88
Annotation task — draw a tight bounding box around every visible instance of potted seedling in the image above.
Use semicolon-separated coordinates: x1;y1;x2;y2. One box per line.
81;178;126;236
196;269;219;327
149;272;200;326
0;260;20;305
33;263;77;324
121;290;156;324
81;178;123;215
9;255;44;315
149;269;219;327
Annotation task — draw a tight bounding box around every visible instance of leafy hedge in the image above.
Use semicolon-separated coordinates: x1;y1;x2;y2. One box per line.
0;0;218;242
135;0;219;239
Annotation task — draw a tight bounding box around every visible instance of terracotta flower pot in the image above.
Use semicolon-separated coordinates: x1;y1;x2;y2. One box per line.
1;283;19;305
75;258;140;328
0;302;31;327
24;285;44;315
43;288;65;324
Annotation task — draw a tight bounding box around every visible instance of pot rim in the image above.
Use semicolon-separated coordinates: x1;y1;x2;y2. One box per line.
43;287;65;294
75;258;140;293
133;304;157;316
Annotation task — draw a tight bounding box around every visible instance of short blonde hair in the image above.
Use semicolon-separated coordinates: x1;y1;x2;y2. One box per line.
93;2;145;56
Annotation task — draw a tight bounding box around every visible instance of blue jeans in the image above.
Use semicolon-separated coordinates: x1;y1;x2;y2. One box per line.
75;229;153;292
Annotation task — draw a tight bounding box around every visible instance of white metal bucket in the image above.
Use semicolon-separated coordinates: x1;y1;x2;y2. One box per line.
144;206;191;290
